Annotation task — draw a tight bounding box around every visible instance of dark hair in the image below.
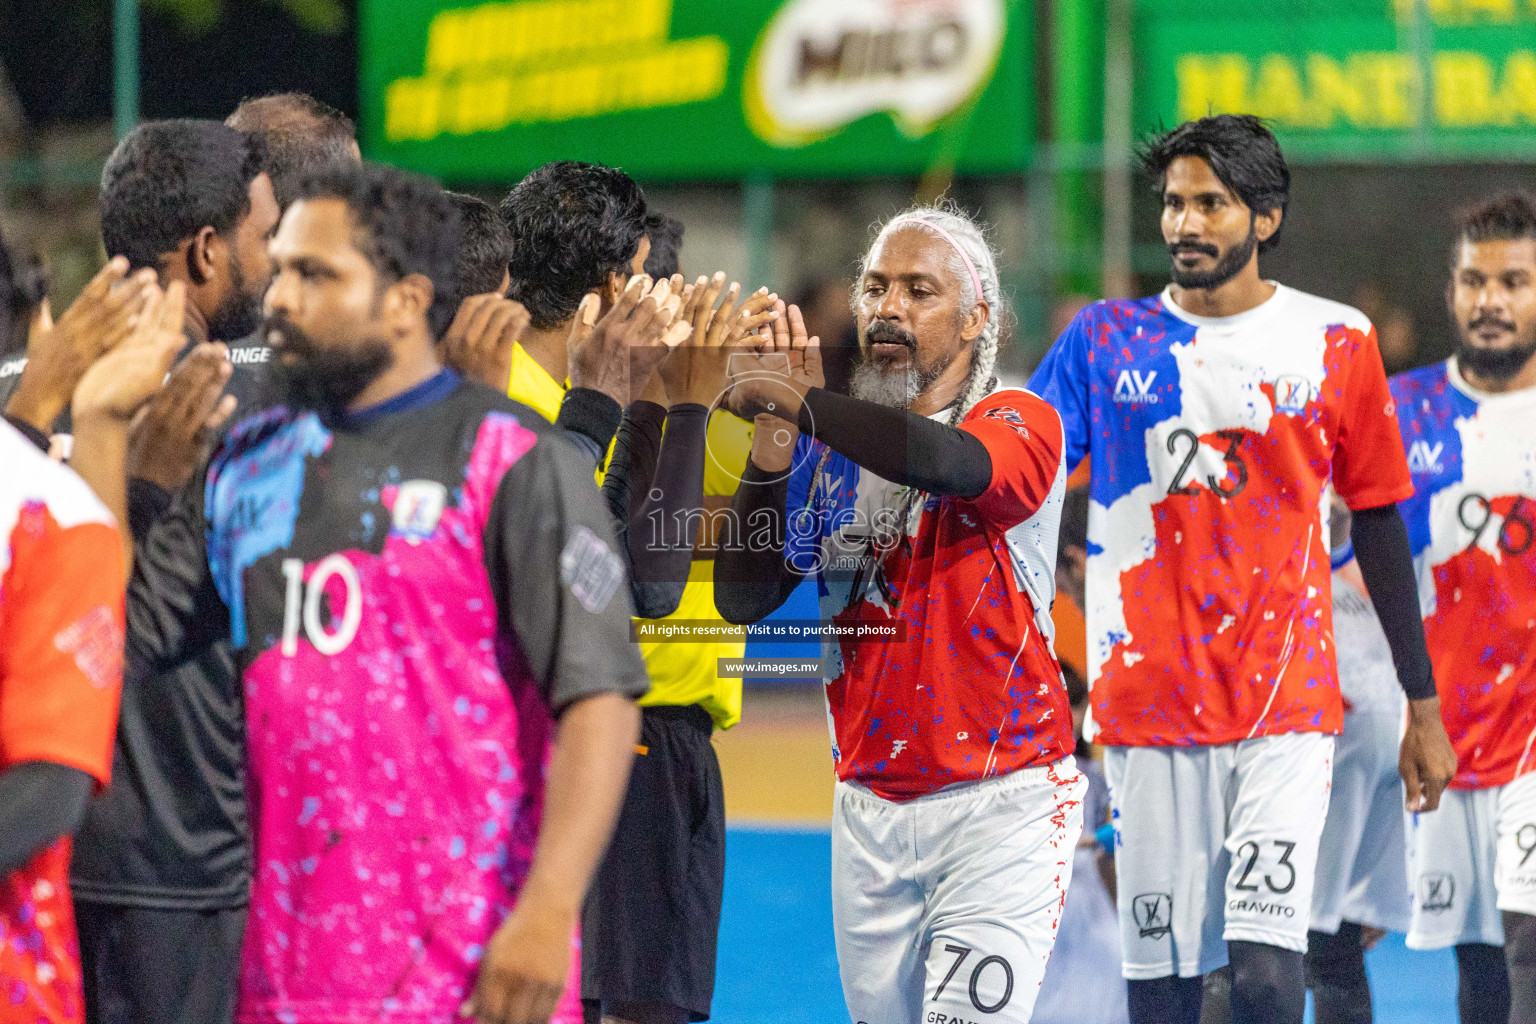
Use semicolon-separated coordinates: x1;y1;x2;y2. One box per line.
0;231;48;358
227;92;357;208
500;161;647;330
100;119;268;271
1452;192;1536;265
643;212;684;279
447;192;513;303
1058;483;1088;556
292;162;462;337
1140;114;1291;253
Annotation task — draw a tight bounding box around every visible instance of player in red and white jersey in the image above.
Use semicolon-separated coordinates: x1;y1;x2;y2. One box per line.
1028;115;1455;1024
0;233;192;1024
1392;193;1536;1024
717;204;1084;1024
0;423;125;1024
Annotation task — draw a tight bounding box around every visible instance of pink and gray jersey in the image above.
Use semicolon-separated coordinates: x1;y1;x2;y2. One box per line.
126;370;649;1023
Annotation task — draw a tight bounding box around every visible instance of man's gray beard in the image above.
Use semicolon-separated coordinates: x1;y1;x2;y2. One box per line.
850;360;916;408
850;358;949;409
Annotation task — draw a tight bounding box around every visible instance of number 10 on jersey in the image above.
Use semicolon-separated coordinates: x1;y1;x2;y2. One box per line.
281;555;363;657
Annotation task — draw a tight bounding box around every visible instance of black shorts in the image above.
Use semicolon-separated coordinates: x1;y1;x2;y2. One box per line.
77;902;245;1024
582;704;725;1022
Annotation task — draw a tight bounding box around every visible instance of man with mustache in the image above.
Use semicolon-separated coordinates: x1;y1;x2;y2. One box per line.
716;203;1085;1024
1391;192;1536;1024
4;120;277;459
69;161;666;1024
65;105;355;1024
1027;114;1455;1024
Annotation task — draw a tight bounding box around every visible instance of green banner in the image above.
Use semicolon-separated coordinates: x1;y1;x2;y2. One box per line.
359;0;1031;183
1137;0;1536;161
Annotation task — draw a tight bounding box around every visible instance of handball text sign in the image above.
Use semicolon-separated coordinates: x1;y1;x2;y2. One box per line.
359;0;1031;181
1137;0;1536;161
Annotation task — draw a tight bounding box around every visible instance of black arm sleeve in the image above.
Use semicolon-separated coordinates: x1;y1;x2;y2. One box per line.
796;386;992;497
598;400;702;619
1350;503;1437;701
484;432;650;714
713;457;805;625
0;761;94;875
622;403;709;619
600;401;666;538
127;477;173;539
554;387;623;468
126;470;230;673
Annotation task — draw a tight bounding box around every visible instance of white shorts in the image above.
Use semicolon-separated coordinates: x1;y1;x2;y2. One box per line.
832;759;1087;1024
1310;706;1411;935
1105;732;1334;980
1406;769;1536;949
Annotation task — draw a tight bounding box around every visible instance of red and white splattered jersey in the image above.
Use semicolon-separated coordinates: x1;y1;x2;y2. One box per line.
1392;359;1536;790
1029;285;1413;747
785;386;1075;801
0;420;124;1024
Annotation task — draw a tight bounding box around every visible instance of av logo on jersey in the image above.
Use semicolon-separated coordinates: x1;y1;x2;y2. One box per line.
1419;872;1455;912
1407;439;1446;474
1112;369;1159;405
392;480;448;542
745;0;1006;146
1273;374;1312;415
1132;892;1173;938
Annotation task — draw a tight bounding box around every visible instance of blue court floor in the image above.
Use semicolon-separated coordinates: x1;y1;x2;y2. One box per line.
712;827;1459;1024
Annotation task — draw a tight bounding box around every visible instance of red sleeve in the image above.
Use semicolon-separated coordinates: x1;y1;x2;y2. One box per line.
1332;326;1414;512
0;507;125;787
959;389;1065;527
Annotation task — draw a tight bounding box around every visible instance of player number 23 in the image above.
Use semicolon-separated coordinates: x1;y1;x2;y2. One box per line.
1167;428;1249;499
281;555;363;657
1234;839;1297;895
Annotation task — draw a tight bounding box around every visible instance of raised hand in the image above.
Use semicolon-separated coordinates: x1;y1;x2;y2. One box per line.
658;272;737;409
441;292;532;393
721;286;779;348
70;281;192;573
774;300;825;393
127;342;238;492
73;281;188;424
723;299;821;422
5;256;159;433
566;275;691;407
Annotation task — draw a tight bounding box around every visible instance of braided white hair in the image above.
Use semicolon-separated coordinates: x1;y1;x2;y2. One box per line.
859;200;1005;426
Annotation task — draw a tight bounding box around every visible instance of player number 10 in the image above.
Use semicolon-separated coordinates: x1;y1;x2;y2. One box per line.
281;555;363;657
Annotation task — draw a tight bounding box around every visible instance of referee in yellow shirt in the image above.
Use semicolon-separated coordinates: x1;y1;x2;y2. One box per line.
499;163;765;1024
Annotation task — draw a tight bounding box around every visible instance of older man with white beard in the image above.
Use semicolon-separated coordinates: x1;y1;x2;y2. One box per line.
715;203;1084;1024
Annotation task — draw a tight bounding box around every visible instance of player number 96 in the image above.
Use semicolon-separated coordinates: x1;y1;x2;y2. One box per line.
1457;493;1535;556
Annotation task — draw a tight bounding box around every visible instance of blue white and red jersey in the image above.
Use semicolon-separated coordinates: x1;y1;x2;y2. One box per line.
1391;359;1536;790
1029;285;1413;747
784;385;1074;801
